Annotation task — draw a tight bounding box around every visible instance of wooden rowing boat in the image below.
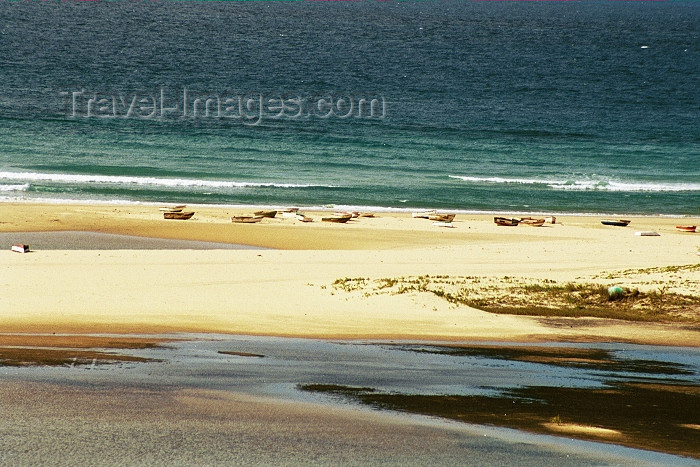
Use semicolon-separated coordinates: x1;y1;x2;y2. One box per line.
296;214;313;223
254;210;277;218
601;219;631;227
676;225;697;233
412;210;436;219
159;205;186;212
494;217;519;226
164;211;194;220
322;215;351;223
359;212;375;218
429;213;456;222
519;217;546;227
635;231;660;236
231;216;262;224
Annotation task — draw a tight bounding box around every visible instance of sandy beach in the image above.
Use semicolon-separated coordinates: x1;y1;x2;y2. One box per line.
1;202;698;345
1;203;699;463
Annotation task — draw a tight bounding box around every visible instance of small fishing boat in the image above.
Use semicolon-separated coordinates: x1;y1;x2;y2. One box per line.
601;219;631;227
676;225;697;233
254;210;277;218
412;210;436;219
429;213;456;222
322;215;351;223
519;217;546;227
11;243;29;253
164;211;194;220
494;217;519;226
635;231;660;236
279;208;300;218
159;205;186;212
231;216;262;224
296;214;313;223
359;212;375;218
432;221;454;228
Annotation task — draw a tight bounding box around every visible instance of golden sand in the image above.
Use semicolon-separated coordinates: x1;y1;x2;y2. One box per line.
1;202;698;345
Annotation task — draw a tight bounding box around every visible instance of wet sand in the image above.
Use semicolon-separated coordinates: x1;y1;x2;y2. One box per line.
2;380;676;467
1;335;697;466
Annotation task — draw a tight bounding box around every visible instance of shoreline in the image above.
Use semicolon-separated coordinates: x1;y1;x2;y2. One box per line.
1;197;697;219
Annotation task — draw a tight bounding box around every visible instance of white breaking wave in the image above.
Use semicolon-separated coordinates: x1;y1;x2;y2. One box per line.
0;171;333;189
448;175;700;192
0;183;30;192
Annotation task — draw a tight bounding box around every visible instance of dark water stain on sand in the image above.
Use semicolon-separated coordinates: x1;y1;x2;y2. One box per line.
394;344;695;376
0;347;156;367
301;343;700;459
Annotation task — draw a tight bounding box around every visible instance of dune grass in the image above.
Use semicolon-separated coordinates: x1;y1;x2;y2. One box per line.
331;275;700;323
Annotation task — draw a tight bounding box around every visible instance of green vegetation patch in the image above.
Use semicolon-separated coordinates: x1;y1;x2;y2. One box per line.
328;275;700;324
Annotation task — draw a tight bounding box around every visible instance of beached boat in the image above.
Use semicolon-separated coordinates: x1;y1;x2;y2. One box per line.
676;225;697;233
494;217;519;226
231;216;262;224
159;205;186;212
359;212;375;218
601;219;631;227
429;213;456;222
296;214;313;223
412;210;436;219
635;231;660;237
254;210;277;218
519;217;546;227
322;215;351;224
164;211;194;220
333;211;357;218
11;243;29;253
432;221;454;228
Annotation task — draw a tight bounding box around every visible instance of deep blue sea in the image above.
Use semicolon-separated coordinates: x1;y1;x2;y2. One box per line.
0;1;698;215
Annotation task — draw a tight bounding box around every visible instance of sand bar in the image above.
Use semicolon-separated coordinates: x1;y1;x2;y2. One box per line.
1;202;698;345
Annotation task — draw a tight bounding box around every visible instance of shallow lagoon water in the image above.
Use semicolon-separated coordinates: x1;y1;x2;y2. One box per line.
2;334;698;465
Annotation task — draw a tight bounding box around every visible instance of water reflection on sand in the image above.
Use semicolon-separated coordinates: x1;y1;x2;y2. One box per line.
1;334;698;466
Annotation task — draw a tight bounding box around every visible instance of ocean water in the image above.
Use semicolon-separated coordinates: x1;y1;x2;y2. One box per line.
0;1;698;215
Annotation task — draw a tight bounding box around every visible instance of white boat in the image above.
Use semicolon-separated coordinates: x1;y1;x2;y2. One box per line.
412;210;436;219
11;243;29;253
432;222;454;228
634;231;660;236
159;205;186;212
231;216;263;224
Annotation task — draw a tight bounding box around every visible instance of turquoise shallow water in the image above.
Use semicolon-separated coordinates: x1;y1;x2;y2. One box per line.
0;1;698;214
